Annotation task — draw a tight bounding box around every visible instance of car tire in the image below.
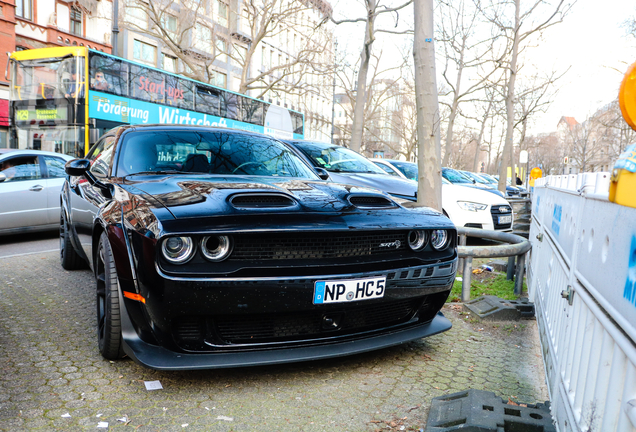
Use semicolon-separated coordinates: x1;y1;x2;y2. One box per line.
60;210;85;270
96;232;125;360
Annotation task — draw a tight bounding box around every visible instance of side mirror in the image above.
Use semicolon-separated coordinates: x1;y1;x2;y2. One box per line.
65;158;112;199
315;167;330;180
65;158;91;177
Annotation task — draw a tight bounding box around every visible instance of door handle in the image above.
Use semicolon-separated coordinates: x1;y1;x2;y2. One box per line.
29;185;44;192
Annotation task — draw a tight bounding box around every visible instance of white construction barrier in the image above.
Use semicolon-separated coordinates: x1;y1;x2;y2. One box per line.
529;173;636;432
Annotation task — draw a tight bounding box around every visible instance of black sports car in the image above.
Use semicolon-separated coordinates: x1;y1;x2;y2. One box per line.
61;125;457;370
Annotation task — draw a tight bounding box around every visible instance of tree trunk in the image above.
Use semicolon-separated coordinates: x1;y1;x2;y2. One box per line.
413;0;442;211
349;0;376;152
498;0;520;193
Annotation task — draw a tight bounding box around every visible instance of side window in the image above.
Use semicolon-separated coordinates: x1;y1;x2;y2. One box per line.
43;156;67;178
89;136;116;177
0;156;42;182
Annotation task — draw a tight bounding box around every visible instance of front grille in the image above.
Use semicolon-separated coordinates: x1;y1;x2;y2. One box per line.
230;231;409;260
491;205;513;230
171;291;451;350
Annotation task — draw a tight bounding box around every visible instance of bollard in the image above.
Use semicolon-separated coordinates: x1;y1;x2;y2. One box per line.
457;227;532;302
514;253;526;296
462;256;473;302
458;233;467;274
507;256;515;280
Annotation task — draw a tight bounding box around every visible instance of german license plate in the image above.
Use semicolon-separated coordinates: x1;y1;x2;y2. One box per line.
498;215;512;224
313;276;386;304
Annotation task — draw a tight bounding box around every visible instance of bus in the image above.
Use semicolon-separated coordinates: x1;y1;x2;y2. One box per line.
8;47;304;158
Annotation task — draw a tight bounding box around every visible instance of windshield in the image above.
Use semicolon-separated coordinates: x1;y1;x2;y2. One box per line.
462;171;490;185
375;162;401;176
390;160;418;181
442;168;473;184
13;56;85;102
295;142;386;174
478;173;497;184
117;130;318;179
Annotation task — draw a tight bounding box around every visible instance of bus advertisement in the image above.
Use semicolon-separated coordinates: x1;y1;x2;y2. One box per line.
9;47;304;157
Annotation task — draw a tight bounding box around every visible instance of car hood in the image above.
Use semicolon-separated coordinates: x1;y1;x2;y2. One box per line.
326;172;417;199
119;175;445;227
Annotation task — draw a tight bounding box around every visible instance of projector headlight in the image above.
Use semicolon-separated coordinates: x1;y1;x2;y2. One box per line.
200;235;233;262
431;230;449;250
161;236;195;264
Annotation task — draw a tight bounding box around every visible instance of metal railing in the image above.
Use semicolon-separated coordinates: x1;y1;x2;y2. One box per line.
457;227;532;302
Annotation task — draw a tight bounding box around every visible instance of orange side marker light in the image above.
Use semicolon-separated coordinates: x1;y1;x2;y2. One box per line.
123;292;146;303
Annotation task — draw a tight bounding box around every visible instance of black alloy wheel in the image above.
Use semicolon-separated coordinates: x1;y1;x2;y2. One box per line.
96;232;125;360
60;210;85;270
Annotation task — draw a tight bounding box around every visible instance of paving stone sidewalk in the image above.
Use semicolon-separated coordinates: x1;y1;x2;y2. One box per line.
0;251;548;431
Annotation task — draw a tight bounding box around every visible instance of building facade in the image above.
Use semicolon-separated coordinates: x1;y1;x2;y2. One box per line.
117;0;334;142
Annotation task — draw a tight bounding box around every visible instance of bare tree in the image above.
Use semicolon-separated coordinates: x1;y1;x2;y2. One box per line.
476;0;573;192
334;50;410;154
436;0;507;166
594;99;636;161
329;0;414;152
123;0;333;100
123;0;222;82
413;0;442;210
234;0;334;98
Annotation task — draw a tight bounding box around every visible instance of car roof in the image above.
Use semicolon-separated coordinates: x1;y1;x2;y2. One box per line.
0;149;75;160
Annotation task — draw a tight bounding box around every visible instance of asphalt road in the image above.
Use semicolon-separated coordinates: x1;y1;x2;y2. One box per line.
0;233;549;431
0;231;59;259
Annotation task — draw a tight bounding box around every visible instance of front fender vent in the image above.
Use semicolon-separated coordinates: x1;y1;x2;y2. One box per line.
349;195;396;209
230;193;297;209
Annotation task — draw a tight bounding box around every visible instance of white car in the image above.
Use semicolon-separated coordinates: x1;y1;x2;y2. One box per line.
0;149;74;236
372;158;513;231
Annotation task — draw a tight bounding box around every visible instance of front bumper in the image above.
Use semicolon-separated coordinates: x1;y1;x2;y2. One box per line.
118;259;456;370
120;298;452;371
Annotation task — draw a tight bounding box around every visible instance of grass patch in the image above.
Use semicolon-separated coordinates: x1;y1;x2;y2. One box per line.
447;273;526;303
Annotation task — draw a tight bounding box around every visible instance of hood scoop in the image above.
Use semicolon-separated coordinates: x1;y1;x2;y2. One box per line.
230;193;298;209
349;195;397;209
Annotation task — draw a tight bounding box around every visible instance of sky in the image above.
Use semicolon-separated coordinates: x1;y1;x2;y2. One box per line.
526;0;636;134
330;0;636;136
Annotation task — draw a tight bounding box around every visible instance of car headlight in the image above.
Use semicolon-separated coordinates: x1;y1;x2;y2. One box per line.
431;230;449;250
407;230;428;251
457;201;488;212
162;236;195;264
200;235;233;262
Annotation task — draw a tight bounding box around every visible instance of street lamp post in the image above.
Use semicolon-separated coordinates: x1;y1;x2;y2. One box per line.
112;0;120;56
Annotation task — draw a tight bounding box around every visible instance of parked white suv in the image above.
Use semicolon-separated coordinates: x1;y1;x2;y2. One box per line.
373;158;513;231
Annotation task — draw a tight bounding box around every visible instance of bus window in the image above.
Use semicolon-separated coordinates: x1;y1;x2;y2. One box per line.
240;97;264;126
88;52;128;97
292;112;303;135
221;92;237;120
13;56;81;101
165;74;194;110
130;64;166;104
195;86;221;117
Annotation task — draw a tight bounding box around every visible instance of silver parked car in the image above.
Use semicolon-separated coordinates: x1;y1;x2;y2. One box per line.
0;149;74;236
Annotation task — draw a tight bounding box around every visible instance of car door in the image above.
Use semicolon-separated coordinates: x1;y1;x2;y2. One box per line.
68;135;115;266
42;155;70;225
0;154;49;231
